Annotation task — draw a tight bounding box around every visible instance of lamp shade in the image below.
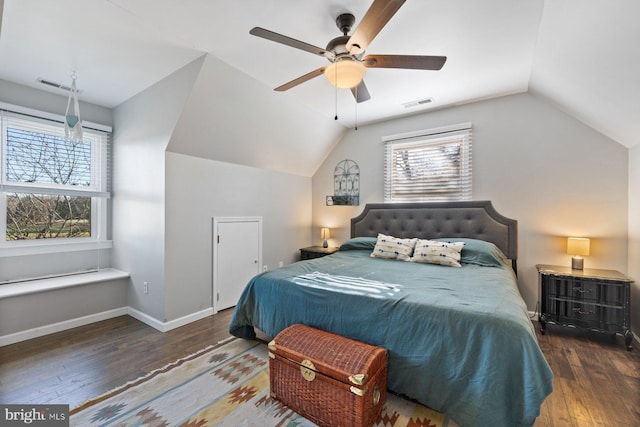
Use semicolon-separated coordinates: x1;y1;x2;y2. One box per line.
567;237;590;256
324;59;366;88
321;228;330;240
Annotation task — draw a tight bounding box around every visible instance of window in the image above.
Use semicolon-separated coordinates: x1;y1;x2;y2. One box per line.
0;110;110;248
383;123;472;202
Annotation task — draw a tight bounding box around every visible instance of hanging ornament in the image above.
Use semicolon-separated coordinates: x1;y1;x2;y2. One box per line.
65;72;83;144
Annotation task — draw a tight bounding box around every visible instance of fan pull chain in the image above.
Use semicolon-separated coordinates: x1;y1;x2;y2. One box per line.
354;84;358;131
334;64;338;120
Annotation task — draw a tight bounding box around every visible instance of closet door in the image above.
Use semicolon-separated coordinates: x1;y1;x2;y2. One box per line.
213;217;262;312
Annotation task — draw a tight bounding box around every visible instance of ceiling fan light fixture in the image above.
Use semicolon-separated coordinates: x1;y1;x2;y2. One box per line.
324;59;366;89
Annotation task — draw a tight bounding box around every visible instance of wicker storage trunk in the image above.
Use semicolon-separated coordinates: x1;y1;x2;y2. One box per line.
268;324;388;427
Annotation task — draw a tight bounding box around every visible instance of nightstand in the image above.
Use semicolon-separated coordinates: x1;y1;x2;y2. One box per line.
537;264;633;350
300;246;339;260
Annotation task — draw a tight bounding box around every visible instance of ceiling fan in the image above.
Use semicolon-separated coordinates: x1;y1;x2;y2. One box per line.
250;0;446;103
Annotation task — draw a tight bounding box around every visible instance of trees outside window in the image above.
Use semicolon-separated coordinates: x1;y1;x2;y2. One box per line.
1;111;110;246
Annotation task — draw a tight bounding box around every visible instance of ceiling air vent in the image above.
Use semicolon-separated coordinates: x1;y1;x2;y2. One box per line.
403;97;433;108
36;77;80;93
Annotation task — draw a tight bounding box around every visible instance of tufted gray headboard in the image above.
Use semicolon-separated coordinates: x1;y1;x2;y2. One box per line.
351;201;518;271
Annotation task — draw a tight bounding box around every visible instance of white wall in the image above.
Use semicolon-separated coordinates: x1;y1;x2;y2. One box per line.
164;152;311;321
111;57;205;322
312;92;629;311
629;145;640;336
1;249;112;283
167;54;346;177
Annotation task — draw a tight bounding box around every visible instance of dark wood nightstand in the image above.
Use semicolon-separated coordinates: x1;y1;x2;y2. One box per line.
300;246;339;260
537;264;634;350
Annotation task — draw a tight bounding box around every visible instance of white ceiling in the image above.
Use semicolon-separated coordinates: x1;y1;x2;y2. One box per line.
0;0;638;148
529;0;640;149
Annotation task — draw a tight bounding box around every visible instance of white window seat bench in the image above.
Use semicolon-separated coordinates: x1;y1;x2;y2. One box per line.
0;268;130;299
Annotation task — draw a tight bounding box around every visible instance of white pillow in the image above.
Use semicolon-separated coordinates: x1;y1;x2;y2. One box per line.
412;239;465;267
370;233;417;261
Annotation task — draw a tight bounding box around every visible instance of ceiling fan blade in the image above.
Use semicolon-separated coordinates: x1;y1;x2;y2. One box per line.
363;54;447;70
346;0;406;55
274;67;326;92
250;27;334;60
351;80;371;103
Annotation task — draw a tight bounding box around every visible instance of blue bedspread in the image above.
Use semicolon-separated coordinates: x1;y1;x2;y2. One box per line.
229;249;553;427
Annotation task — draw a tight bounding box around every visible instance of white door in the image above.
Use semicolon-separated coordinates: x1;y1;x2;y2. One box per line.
213;217;262;312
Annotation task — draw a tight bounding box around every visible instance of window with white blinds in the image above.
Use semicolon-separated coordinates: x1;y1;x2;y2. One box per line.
383;123;472;202
0;109;111;245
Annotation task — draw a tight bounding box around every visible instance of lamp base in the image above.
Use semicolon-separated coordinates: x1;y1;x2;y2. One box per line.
323;239;328;248
571;256;584;270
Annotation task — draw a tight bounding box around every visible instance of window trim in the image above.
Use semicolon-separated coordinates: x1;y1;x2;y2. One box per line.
382;123;472;203
0;102;112;254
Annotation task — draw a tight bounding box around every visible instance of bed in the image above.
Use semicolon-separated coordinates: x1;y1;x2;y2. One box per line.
229;201;553;427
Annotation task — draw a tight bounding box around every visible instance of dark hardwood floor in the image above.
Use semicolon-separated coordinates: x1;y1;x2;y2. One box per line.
533;324;640;427
0;309;236;408
1;310;638;426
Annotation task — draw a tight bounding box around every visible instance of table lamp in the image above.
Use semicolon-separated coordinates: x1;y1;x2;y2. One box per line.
567;237;590;270
321;228;330;248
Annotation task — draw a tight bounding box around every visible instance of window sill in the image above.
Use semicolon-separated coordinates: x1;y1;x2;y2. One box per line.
0;240;112;258
0;268;129;299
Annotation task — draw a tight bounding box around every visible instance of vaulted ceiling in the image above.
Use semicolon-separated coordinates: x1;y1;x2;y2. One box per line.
0;0;638;148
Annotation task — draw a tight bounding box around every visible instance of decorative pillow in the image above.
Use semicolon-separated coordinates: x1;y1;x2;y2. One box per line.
411;239;465;267
440;238;507;267
339;237;378;251
370;234;417;261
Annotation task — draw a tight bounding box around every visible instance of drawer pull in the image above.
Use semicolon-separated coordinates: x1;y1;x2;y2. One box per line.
572;287;591;294
572;307;594;315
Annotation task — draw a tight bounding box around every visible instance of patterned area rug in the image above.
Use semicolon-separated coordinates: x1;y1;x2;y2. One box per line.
71;337;453;426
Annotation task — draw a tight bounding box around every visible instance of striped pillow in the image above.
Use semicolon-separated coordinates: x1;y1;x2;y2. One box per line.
371;233;417;261
412;240;465;267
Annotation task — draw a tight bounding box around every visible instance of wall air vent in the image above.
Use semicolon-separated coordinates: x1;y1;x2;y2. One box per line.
36;77;81;93
402;97;433;108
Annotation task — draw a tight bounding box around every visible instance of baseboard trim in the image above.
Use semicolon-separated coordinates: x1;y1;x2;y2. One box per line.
126;307;214;332
126;307;165;332
0;306;218;346
0;307;128;347
162;308;215;332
